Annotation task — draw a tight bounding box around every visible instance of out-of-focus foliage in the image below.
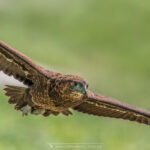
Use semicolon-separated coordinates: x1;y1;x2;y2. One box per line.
0;0;150;150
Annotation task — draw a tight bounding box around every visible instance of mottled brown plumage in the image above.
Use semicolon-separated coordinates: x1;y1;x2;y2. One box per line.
1;41;150;125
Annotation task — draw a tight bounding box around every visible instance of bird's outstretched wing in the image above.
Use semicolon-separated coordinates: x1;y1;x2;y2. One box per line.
0;41;51;86
74;90;150;125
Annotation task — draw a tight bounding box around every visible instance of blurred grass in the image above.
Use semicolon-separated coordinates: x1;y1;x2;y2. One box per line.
0;0;150;150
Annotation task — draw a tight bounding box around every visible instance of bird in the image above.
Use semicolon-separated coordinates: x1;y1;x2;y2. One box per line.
0;41;150;125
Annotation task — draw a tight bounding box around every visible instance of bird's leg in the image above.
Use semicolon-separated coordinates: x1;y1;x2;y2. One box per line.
31;108;45;115
21;105;32;116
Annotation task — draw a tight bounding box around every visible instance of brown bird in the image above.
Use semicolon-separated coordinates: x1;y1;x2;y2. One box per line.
0;41;150;125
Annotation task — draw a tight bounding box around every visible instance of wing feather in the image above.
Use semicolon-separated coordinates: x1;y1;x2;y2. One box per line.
0;41;52;86
74;90;150;125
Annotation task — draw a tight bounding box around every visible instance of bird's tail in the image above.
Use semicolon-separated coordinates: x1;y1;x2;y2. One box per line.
4;85;28;110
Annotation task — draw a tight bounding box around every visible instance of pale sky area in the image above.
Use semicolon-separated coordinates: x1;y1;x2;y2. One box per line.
0;71;26;89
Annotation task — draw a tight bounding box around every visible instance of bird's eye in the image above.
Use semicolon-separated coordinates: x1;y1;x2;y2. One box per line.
72;82;86;94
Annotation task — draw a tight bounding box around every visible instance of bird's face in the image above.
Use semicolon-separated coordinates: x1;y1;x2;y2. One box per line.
59;80;88;101
53;75;88;102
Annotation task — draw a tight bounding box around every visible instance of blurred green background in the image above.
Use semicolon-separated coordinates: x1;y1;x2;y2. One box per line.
0;0;150;150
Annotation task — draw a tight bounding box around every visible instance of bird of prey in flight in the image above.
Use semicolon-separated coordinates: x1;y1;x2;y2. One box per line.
0;41;150;125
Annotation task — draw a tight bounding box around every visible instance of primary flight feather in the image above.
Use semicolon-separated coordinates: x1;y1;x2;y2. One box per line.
0;41;150;125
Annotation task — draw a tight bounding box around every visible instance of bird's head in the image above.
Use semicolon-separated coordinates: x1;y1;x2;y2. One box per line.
51;74;88;102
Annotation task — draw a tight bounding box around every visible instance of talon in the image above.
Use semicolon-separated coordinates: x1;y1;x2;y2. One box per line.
31;109;45;115
21;105;31;116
